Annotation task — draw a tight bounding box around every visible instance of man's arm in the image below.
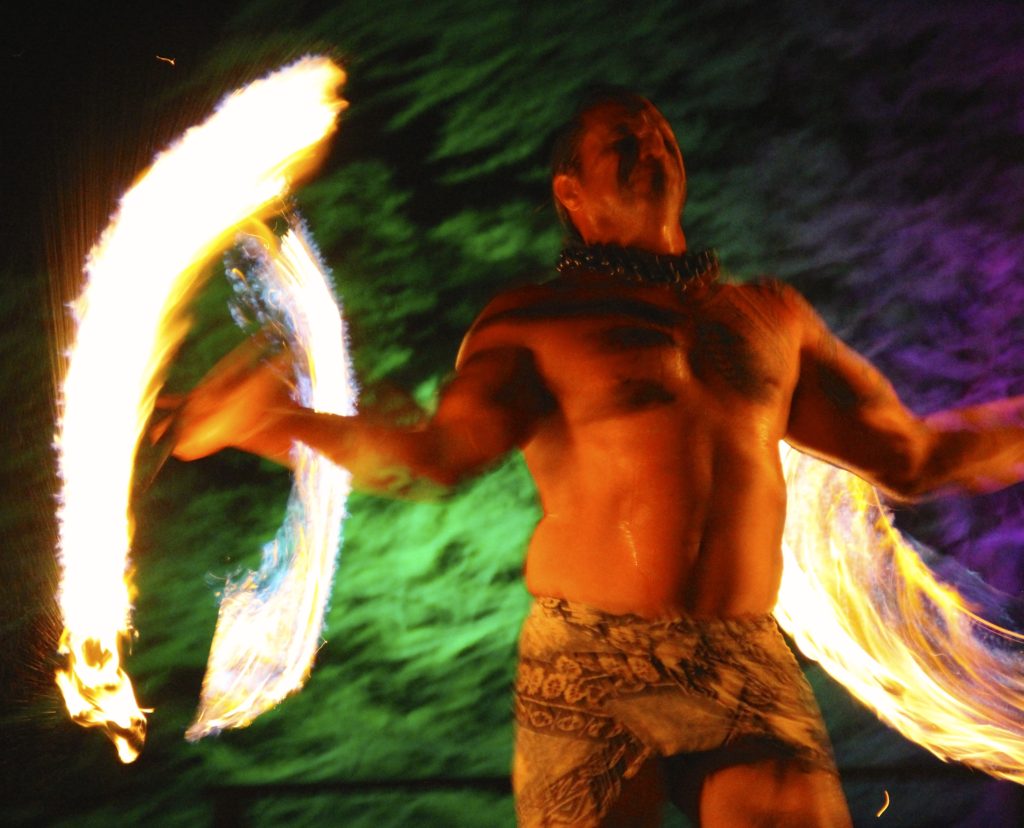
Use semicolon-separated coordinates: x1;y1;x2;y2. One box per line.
172;339;552;499
266;346;549;497
785;291;1024;500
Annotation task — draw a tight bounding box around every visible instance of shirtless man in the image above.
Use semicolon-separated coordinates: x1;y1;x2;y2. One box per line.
172;90;1024;826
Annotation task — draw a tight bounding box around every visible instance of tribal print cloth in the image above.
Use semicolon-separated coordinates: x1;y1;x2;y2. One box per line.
513;597;836;827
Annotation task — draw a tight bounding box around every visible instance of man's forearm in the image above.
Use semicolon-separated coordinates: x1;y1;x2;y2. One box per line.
241;407;460;499
916;396;1024;497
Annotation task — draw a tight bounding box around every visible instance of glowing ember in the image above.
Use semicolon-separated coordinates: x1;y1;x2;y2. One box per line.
55;57;346;761
776;444;1024;782
876;789;891;818
186;220;356;740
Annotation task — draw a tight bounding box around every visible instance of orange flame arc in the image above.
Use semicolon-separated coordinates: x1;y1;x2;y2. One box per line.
54;57;346;762
777;444;1024;782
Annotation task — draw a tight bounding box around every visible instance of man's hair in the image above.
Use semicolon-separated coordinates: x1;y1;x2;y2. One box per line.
549;85;650;240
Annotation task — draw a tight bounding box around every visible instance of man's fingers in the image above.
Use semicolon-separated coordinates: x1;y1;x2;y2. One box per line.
209;332;276;375
154;393;184;411
149;414;174;444
197;337;293;399
149;333;296;463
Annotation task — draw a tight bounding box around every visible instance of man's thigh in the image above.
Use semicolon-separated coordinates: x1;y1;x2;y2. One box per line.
664;747;851;828
599;756;666;828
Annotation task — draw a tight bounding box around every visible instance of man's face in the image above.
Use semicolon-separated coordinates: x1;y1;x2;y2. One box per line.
571;99;687;225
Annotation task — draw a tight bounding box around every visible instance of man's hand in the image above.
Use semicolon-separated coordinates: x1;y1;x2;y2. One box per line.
165;336;297;462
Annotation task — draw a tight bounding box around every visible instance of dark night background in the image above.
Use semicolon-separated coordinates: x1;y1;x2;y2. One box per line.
2;1;1024;825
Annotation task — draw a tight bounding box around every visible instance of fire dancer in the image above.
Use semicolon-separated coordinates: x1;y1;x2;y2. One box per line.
170;90;1024;826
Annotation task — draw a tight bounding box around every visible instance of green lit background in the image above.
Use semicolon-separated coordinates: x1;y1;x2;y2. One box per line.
3;1;1024;825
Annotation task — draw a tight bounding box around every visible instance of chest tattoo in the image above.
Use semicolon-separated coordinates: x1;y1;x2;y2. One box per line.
594;325;675;352
691;299;787;401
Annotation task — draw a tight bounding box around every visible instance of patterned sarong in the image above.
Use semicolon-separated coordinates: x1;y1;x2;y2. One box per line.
513;597;836;827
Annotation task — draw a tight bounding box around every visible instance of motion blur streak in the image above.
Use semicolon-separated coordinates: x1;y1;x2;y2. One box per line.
187;220;356;740
777;445;1024;781
55;57;346;762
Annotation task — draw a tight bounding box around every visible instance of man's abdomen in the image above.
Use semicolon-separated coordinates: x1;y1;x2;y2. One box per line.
522;445;787;620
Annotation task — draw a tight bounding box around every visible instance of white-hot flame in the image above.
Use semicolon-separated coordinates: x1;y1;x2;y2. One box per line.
186;221;356;740
776;444;1024;781
55;57;346;762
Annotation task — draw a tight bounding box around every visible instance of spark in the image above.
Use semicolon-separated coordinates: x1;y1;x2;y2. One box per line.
876;789;891;818
54;56;346;761
155;55;175;66
776;444;1024;782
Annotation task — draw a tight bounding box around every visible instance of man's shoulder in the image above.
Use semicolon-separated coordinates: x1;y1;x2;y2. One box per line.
455;281;557;369
704;278;819;354
728;275;796;300
724;277;810;320
463;279;570;337
474;281;558;320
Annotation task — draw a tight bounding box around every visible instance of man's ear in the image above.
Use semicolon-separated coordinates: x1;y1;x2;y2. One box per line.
552;173;581;213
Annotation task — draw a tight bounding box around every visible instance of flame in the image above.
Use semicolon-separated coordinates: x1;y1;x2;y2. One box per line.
186;219;356;740
776;444;1024;781
55;57;346;761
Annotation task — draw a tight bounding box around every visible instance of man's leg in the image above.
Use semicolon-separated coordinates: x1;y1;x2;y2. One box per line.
599;756;666;828
661;745;850;828
693;755;850;827
513;725;662;827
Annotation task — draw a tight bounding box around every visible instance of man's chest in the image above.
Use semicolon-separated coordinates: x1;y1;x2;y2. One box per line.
525;289;799;416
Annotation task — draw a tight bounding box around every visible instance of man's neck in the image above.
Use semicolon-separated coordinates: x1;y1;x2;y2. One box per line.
580;223;687;256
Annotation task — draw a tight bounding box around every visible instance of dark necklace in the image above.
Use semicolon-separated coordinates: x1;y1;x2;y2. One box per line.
556;242;719;295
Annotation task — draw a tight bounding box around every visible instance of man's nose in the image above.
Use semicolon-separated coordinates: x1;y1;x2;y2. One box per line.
630;114;664;156
635;122;665;158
